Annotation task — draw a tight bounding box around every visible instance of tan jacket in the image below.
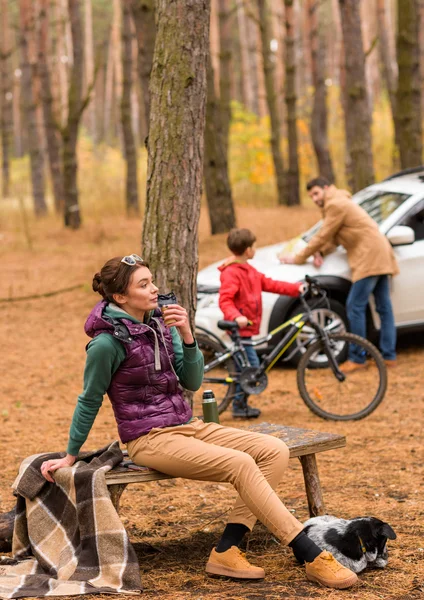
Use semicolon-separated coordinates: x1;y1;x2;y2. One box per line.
294;185;399;282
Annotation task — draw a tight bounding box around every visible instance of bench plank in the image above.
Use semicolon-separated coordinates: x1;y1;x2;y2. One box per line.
105;423;345;517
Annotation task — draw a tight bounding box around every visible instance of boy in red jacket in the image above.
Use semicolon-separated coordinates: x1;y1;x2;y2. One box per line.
219;228;303;418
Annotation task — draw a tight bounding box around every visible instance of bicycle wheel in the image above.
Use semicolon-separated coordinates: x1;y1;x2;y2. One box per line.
297;332;387;421
195;334;238;416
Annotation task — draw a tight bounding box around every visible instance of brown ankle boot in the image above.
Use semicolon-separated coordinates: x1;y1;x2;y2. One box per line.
305;551;358;589
205;546;265;579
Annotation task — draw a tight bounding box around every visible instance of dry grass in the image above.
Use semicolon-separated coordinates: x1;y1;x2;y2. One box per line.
1;205;423;600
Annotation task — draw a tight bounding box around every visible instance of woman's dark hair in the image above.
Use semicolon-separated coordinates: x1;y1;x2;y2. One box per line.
92;256;149;303
227;228;257;255
306;176;331;190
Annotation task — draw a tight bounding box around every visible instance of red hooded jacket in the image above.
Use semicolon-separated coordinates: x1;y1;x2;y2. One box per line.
218;260;301;337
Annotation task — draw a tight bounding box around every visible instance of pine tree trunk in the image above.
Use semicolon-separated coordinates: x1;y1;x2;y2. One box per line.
130;0;156;141
338;0;374;192
121;0;139;216
204;58;236;234
56;0;69;125
284;0;300;206
236;0;255;113
396;0;423;168
307;0;335;183
38;0;64;213
19;0;47;217
257;0;286;205
63;0;86;229
142;0;210;329
218;0;232;153
84;0;97;141
0;0;13;198
376;0;398;151
103;29;114;141
246;5;260;116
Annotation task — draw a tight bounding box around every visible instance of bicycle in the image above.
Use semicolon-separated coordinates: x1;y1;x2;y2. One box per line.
195;276;387;421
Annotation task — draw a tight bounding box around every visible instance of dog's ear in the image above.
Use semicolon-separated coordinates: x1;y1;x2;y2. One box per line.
380;523;396;540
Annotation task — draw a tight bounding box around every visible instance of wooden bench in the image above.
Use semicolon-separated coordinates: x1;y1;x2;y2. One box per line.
105;423;346;518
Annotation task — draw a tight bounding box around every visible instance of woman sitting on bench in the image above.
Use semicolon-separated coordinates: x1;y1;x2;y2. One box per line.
40;254;357;590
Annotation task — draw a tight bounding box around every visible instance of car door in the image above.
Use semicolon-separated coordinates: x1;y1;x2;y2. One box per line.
390;200;424;325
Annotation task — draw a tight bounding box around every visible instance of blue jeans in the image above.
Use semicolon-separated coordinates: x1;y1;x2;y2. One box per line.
233;339;260;406
346;275;396;362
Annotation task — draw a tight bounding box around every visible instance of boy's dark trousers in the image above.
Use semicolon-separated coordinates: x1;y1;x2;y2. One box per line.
233;338;261;418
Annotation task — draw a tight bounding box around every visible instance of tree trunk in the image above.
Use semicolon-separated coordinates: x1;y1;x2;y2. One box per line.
121;0;139;216
307;0;335;183
56;0;69;126
204;58;236;234
63;0;86;229
38;0;64;213
218;0;232;154
396;0;423;168
284;0;300;206
236;0;256;114
338;0;374;192
0;0;13;198
376;0;398;152
84;0;97;141
246;4;261;116
257;0;286;205
130;0;156;142
103;28;114;141
142;0;210;330
19;0;47;216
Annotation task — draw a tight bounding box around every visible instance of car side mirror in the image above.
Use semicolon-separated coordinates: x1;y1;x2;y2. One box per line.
386;225;415;246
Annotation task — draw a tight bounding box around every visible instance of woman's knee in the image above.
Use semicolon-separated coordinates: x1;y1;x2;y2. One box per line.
263;437;290;469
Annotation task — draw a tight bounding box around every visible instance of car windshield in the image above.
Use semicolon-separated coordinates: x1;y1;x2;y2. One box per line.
302;190;411;242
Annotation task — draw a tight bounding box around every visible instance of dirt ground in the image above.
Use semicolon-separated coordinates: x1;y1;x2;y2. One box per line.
1;205;423;600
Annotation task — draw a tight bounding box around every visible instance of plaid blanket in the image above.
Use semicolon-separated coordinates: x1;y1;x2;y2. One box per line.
0;442;141;598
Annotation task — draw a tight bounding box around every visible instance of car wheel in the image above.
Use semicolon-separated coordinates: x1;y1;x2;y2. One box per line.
286;298;348;367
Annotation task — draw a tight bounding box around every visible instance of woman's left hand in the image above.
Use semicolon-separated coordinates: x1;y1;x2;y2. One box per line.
161;304;194;343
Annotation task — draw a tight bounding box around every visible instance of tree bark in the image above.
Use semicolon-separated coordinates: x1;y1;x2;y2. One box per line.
396;0;423;168
338;0;374;192
38;0;64;213
62;0;87;229
236;0;256;114
142;0;210;330
84;0;97;141
0;0;13;198
257;0;286;205
307;0;335;183
246;3;261;116
218;0;232;154
204;58;236;234
376;0;398;152
130;0;156;142
284;0;300;206
19;0;47;217
121;0;139;216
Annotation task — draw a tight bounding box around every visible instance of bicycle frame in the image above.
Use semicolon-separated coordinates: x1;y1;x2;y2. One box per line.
203;312;308;385
203;298;345;386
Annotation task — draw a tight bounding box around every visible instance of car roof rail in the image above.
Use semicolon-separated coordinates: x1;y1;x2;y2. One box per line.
383;165;424;181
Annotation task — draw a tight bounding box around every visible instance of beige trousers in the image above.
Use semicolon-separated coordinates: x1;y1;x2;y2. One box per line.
127;418;303;544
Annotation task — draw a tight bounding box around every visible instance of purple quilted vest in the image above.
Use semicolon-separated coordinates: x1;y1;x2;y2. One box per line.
85;301;192;443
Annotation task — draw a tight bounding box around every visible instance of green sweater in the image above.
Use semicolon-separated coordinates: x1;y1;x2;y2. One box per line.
67;305;204;456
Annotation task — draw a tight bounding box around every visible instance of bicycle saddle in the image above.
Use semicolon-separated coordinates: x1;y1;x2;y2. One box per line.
217;320;239;331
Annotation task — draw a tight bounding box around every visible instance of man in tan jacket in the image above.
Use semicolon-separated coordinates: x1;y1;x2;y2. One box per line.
280;177;399;370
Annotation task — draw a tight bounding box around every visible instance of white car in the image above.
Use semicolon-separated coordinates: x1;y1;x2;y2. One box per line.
196;167;424;362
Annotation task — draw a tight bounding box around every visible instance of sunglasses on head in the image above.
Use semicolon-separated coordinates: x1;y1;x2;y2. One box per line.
121;254;143;266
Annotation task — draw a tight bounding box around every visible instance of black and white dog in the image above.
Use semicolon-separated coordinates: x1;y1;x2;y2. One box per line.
303;515;397;574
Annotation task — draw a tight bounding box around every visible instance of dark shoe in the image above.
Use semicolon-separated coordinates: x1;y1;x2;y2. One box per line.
232;405;261;419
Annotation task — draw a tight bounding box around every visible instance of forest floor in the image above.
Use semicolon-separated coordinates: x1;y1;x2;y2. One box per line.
1;205;423;600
